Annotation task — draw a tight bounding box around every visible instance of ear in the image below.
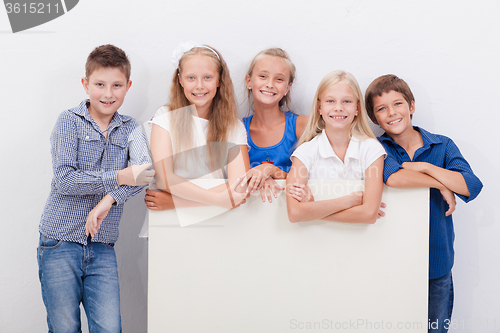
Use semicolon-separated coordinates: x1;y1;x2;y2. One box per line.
126;80;132;92
245;74;251;89
355;101;360;116
317;101;321;113
409;100;415;115
81;77;89;94
178;73;184;88
285;82;292;96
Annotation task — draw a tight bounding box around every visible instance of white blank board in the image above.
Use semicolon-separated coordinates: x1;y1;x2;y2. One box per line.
148;180;429;332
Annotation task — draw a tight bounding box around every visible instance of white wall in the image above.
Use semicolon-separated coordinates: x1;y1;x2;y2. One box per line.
1;0;498;332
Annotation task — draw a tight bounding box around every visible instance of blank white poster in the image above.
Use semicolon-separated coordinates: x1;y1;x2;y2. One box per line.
148;180;429;333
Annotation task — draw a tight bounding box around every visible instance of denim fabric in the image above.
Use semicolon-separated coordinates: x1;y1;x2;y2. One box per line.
428;271;454;333
37;234;121;333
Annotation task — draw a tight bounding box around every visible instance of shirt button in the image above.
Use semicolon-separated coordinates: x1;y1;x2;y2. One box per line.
85;135;89;140
115;186;119;189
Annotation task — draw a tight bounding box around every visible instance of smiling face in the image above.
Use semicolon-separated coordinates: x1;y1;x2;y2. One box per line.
318;82;359;133
82;66;131;121
246;55;291;109
372;90;415;137
178;54;220;117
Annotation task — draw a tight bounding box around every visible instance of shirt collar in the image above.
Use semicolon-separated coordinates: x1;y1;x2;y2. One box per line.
380;126;442;147
318;130;360;161
69;99;129;130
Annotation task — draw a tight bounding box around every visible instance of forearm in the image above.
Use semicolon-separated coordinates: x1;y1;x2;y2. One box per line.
386;169;446;190
321;203;378;224
54;167;119;196
420;163;470;197
287;195;357;223
270;165;287;179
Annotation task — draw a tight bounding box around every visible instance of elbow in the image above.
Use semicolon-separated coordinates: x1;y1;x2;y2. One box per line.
361;208;379;225
287;206;302;223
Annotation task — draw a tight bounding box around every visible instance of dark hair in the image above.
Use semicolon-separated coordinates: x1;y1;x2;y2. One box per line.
85;44;131;81
365;74;414;123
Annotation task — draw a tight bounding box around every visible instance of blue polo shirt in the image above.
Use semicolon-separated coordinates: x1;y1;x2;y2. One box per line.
378;127;483;279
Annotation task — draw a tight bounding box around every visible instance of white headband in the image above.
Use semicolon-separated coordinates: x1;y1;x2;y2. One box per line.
170;40;220;69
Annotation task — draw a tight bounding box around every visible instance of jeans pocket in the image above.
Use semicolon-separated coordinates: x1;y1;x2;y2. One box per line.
104;243;115;250
39;235;63;250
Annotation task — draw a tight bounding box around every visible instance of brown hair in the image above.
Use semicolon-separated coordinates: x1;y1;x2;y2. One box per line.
85;44;131;81
365;74;415;124
245;48;296;114
167;45;239;168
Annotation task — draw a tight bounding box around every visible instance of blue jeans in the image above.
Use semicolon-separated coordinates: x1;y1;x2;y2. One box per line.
37;234;121;333
428;271;454;333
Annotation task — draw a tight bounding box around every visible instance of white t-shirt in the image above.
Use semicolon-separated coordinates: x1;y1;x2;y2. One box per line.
291;130;386;180
150;106;247;179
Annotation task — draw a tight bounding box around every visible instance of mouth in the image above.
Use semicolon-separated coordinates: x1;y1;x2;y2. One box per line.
192;92;208;97
329;115;348;120
388;118;403;125
100;100;115;106
259;90;276;96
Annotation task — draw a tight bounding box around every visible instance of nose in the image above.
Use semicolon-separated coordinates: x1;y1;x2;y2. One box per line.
387;105;396;116
104;86;113;97
265;77;273;88
334;101;343;111
196;78;204;89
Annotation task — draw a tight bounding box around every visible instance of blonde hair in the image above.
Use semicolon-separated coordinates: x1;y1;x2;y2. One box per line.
245;48;296;114
167;46;239;168
298;70;375;146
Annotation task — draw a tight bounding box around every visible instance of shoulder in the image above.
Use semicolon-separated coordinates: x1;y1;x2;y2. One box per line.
228;120;247;144
294;115;308;138
293;134;321;157
150;106;171;131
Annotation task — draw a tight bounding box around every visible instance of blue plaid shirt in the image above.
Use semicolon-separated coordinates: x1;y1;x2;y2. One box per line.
39;100;151;245
379;127;483;279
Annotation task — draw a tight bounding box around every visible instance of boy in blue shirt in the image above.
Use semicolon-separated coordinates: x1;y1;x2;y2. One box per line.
38;44;153;332
365;74;483;333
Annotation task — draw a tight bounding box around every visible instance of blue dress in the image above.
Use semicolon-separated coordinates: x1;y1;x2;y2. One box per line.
242;111;298;173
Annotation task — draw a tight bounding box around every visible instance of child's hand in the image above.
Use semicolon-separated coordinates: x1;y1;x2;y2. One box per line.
289;183;314;203
260;178;285;203
117;163;155;186
144;188;175;210
439;187;456;216
85;194;115;237
221;177;250;209
240;164;274;194
378;202;387;219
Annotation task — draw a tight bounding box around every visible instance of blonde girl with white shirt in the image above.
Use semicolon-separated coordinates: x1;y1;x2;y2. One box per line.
286;70;386;223
145;43;250;210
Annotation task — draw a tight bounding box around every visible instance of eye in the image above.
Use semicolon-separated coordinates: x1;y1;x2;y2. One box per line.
395;102;402;106
204;76;212;80
114;84;122;88
344;100;352;104
276;78;284;82
326;100;334;103
259;75;266;79
377;107;385;112
96;83;103;87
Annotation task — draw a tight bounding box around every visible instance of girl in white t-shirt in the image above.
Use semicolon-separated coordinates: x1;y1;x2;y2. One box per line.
145;42;250;210
286;70;386;223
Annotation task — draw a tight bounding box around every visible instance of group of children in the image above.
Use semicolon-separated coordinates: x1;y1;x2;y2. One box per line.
38;43;482;332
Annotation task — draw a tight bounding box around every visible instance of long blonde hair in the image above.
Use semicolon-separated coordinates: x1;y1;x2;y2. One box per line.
245;48;296;115
297;70;375;147
167;46;239;167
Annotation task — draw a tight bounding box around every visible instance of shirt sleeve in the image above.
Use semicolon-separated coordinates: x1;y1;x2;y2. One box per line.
363;138;387;170
378;140;403;184
444;138;483;202
108;121;153;205
229;120;248;146
291;141;314;172
51;111;120;196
